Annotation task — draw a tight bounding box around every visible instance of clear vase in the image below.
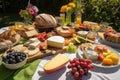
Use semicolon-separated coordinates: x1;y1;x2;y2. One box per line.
60;13;65;26
65;12;72;25
23;17;32;27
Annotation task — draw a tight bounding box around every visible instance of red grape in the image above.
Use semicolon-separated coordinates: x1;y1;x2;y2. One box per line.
85;59;92;65
72;63;76;67
74;71;79;78
68;64;72;69
81;62;87;68
70;60;75;64
72;67;77;73
75;61;80;66
73;58;79;62
77;65;82;69
79;69;84;75
84;68;88;75
79;58;85;62
87;64;94;70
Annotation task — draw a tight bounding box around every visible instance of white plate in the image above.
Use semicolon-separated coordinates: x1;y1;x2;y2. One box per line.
99;38;120;49
77;45;120;68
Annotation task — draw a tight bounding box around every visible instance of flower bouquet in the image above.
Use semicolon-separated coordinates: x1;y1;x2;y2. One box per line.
19;0;39;25
60;2;76;25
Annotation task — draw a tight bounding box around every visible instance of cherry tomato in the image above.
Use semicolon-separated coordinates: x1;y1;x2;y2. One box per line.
98;54;104;61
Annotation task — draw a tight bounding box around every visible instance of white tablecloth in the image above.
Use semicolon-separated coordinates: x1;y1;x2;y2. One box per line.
32;52;120;80
0;27;120;80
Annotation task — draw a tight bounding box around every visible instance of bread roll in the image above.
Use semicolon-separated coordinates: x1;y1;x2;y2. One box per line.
35;13;57;27
0;40;13;49
56;27;74;37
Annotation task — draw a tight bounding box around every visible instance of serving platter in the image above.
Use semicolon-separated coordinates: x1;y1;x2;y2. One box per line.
77;45;120;68
99;38;120;49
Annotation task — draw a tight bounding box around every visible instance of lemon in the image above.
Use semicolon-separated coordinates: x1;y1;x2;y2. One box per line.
110;55;119;65
106;55;111;59
103;52;109;57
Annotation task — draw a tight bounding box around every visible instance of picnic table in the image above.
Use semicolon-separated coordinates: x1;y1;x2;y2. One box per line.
0;27;120;80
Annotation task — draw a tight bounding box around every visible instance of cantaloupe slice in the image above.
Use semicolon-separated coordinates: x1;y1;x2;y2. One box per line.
44;54;70;73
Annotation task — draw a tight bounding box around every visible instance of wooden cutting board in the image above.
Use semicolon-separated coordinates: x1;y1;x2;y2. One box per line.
27;47;66;62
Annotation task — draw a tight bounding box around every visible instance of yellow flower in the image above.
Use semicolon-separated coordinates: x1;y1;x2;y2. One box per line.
68;2;76;8
60;5;68;12
66;7;72;12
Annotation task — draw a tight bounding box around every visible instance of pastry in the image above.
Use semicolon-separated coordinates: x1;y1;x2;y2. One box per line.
0;30;21;49
56;26;75;37
104;29;120;43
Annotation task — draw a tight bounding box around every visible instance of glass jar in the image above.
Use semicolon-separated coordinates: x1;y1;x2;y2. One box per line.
60;13;65;26
65;11;72;25
75;11;82;24
86;31;98;41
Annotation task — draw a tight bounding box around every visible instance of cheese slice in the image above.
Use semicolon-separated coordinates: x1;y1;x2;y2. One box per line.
29;40;41;49
28;48;39;56
25;29;38;38
47;36;65;48
44;54;70;73
29;38;40;43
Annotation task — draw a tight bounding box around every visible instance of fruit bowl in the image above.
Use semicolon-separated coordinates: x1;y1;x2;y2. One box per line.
2;52;27;69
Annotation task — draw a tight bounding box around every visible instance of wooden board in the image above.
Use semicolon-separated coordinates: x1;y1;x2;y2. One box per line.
27;47;66;62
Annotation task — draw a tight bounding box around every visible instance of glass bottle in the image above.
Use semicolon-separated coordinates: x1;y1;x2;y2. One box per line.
60;12;65;26
75;11;82;24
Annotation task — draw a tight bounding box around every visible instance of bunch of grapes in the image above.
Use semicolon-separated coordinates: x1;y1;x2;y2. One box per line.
67;58;94;80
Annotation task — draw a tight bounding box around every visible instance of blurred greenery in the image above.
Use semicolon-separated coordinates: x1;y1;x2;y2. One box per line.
0;0;120;31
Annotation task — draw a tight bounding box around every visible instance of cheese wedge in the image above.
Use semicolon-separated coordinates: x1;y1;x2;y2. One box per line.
44;54;70;73
47;36;65;48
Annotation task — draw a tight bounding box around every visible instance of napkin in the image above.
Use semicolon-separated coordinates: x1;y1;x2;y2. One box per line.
0;59;41;80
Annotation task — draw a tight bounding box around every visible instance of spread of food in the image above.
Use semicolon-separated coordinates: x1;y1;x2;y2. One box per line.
0;13;120;80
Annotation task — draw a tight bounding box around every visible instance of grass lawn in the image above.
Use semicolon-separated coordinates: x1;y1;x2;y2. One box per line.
0;13;22;28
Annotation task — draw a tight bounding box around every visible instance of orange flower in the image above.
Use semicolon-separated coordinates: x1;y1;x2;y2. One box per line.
60;5;68;12
68;2;76;8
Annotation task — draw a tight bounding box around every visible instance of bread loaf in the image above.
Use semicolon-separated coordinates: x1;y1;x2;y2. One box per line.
35;13;57;27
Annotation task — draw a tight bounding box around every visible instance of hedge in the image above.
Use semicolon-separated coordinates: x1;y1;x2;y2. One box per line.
0;0;120;31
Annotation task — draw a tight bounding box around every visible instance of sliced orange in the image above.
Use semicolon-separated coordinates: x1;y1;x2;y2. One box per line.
65;39;70;46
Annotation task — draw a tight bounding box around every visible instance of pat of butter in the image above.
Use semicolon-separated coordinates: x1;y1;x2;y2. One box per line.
47;36;65;48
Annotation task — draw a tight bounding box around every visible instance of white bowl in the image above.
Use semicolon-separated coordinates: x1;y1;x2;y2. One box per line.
2;52;27;69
